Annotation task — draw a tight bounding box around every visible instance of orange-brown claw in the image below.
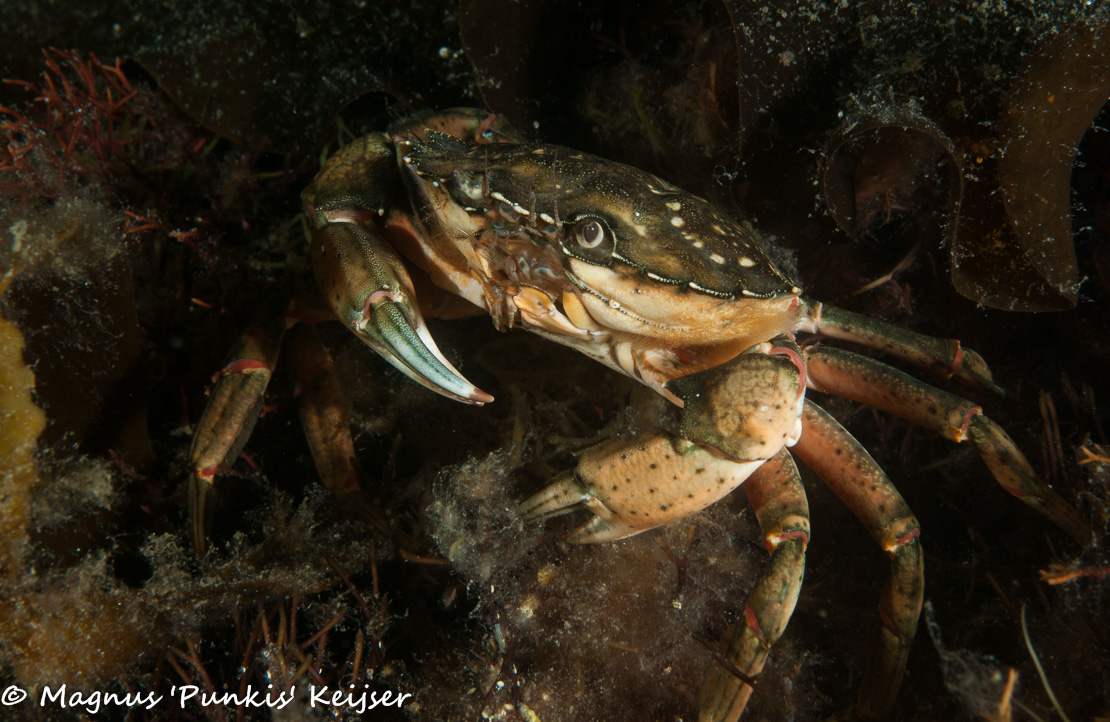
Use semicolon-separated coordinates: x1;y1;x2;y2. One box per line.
522;340;806;544
519;433;764;543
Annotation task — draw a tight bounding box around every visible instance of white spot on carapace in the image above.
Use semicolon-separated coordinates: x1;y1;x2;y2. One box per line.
689;281;727;296
681;232;694;240
609;299;621;309
739;257;756;267
665;201;681;211
741;289;758;297
709;253;726;264
692;240;704;249
531;148;546;154
646;271;673;282
634;224;647;236
648;185;668;195
670;216;685;228
710;224;726;235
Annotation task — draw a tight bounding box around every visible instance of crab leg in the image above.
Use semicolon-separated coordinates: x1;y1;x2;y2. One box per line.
285;323;361;496
285;323;387;530
798;300;999;392
699;447;809;722
804;346;1091;544
187;316;285;554
790;401;925;721
309;218;492;405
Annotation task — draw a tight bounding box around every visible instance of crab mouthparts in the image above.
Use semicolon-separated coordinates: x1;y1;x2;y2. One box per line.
313;220;493;406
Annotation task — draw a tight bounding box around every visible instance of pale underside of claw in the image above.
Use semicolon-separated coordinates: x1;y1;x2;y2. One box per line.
311;213;492;405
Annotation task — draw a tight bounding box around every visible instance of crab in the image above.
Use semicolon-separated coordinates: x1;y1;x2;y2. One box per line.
187;108;1089;721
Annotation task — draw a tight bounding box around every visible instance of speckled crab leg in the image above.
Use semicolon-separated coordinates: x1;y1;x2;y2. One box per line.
797;300;1000;392
699;447;809;722
804;346;1091;544
790;401;925;721
187;316;285;554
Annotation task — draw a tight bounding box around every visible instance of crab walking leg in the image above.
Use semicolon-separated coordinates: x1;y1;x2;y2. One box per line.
791;401;924;720
285;323;361;496
187;317;285;554
804;346;1091;544
699;448;809;722
309;218;492;406
797;300;1000;392
284;323;387;530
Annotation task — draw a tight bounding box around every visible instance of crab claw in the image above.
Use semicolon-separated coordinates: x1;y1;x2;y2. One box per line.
310;218;493;405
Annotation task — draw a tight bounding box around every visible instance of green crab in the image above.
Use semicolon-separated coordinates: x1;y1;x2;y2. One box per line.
188;109;1088;721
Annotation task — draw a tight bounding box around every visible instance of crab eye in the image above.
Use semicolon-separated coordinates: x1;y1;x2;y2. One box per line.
576;219;605;248
566;217;614;265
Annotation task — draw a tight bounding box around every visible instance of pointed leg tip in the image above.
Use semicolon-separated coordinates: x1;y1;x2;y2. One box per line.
188;469;215;556
191;530;208;557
